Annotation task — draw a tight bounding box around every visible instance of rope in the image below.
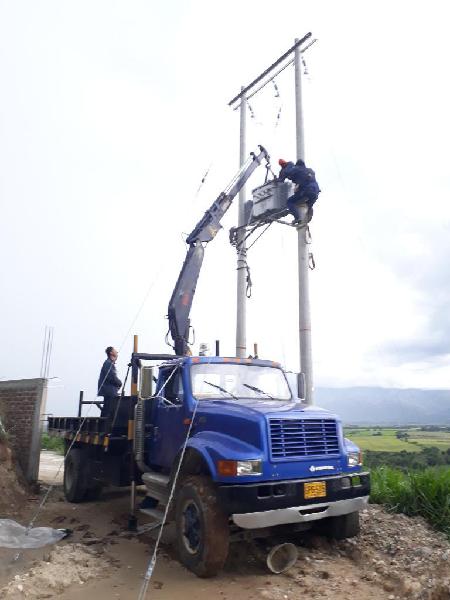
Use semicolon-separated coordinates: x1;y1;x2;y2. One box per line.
137;397;200;600
137;353;217;599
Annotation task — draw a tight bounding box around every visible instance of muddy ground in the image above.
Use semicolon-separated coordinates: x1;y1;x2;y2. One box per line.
0;451;449;599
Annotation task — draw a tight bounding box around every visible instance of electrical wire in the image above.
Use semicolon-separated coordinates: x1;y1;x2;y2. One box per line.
137;351;219;599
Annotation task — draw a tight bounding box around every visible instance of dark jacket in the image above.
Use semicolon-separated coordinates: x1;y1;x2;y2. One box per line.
98;358;122;398
279;161;319;190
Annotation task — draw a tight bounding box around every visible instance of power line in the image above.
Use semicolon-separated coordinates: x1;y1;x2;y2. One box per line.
40;326;54;379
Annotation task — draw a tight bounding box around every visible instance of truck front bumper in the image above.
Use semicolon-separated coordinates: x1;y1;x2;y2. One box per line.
232;496;369;529
218;471;370;528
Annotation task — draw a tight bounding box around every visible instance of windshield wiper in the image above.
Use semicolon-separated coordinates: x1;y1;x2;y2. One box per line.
203;380;239;401
243;383;274;400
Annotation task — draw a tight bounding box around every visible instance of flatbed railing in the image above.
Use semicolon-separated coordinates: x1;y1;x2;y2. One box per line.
48;416;108;434
77;390;103;417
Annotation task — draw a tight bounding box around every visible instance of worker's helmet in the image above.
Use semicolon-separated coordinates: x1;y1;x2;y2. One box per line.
278;159;287;167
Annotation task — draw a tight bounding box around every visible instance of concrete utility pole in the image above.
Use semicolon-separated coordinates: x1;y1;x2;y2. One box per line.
294;39;313;405
228;33;314;372
235;87;247;358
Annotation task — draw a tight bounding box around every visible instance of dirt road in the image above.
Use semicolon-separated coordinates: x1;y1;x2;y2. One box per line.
1;452;449;599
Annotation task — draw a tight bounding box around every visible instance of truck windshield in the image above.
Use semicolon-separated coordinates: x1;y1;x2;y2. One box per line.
191;363;291;401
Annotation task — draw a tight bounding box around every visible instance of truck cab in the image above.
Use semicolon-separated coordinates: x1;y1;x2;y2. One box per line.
135;355;369;577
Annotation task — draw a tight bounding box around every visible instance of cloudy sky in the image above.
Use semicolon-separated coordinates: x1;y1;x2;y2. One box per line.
1;0;449;415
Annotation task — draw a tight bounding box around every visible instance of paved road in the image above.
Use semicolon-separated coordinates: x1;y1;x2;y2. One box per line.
38;450;64;484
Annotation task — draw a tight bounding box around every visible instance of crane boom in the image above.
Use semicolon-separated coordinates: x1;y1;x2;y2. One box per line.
168;145;270;355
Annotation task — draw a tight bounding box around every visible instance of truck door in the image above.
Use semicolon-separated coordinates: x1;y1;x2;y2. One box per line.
148;367;188;470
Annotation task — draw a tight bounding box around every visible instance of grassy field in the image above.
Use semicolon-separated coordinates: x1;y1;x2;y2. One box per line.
371;466;450;539
345;428;450;537
345;427;450;452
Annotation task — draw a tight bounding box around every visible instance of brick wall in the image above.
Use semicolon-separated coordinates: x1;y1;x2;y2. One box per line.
0;378;47;483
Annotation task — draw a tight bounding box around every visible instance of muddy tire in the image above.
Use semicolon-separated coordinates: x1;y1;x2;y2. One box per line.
321;511;360;540
175;475;229;577
85;480;103;501
64;448;88;503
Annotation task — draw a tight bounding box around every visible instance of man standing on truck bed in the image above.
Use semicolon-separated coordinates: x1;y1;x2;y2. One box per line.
278;158;320;223
97;346;122;419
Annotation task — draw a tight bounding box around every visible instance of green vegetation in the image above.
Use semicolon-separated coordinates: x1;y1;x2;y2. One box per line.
371;466;450;539
364;447;450;470
346;426;450;537
345;426;450;453
41;433;64;455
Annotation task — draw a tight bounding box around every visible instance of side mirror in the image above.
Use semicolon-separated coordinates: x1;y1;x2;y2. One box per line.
297;373;305;400
139;366;154;399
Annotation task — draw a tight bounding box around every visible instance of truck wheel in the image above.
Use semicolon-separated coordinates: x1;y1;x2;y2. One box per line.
175;475;229;578
85;481;103;501
321;511;360;540
64;448;88;503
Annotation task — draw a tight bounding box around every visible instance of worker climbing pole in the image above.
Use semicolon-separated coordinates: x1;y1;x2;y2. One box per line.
278;157;320;224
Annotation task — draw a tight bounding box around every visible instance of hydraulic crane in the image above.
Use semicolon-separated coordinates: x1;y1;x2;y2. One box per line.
167;145;271;355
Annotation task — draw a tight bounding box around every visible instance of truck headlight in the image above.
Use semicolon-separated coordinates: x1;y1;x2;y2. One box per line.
237;460;262;476
217;459;262;476
347;450;362;467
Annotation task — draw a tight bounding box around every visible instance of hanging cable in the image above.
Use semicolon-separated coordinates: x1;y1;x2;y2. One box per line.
247;222;273;252
301;54;309;76
305;225;312;244
272;80;282;129
245;265;252;298
246;99;256;121
237;261;252;299
272;80;280;98
195;163;212;197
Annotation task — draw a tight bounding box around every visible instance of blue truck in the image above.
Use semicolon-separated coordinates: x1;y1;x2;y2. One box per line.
47;147;369;577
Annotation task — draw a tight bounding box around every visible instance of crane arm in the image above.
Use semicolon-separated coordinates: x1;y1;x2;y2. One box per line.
168;146;270;355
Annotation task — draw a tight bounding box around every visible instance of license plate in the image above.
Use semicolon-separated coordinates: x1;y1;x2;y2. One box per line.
304;481;327;499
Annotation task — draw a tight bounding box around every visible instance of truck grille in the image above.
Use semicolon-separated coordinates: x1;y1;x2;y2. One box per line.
269;418;340;459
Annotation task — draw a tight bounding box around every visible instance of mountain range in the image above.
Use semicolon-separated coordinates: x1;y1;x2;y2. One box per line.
314;387;450;425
